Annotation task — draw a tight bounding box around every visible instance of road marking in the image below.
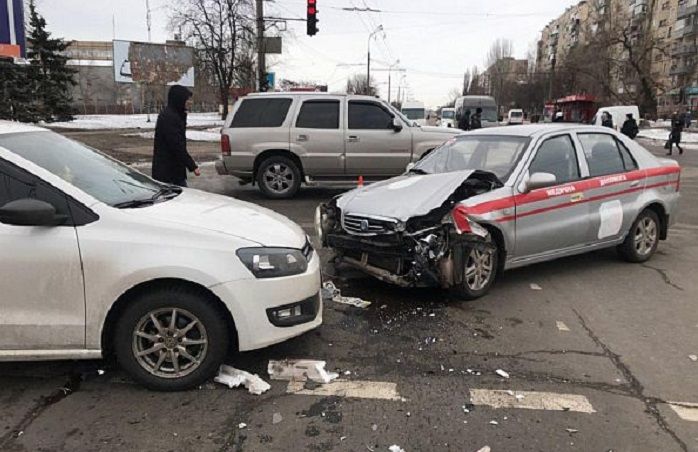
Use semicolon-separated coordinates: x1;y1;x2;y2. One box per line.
469;389;595;414
669;402;698;421
674;223;698;231
287;380;403;401
556;321;571;332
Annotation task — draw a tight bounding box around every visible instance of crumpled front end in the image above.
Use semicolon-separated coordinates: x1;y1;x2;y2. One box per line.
317;171;502;289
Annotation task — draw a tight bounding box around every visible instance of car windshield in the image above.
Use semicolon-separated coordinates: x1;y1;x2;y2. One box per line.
511;111;523;117
412;135;530;180
442;110;455;119
0;131;173;207
403;108;426;120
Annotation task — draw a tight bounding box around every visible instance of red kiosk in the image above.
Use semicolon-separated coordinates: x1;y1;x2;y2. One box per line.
555;94;597;123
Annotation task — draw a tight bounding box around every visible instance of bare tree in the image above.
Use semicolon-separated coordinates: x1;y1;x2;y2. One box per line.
346;74;377;96
171;0;255;118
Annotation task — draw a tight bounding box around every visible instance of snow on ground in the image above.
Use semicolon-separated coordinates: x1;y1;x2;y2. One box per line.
638;128;698;143
48;113;224;130
123;127;221;142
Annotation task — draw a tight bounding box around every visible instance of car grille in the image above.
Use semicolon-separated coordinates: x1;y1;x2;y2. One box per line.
302;238;314;261
342;214;395;236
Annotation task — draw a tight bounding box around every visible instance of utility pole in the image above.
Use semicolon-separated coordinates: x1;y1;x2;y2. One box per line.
145;0;152;41
256;0;266;92
366;25;383;94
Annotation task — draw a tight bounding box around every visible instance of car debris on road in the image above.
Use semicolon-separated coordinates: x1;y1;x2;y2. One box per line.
268;359;340;383
495;369;510;379
213;365;271;395
322;281;372;308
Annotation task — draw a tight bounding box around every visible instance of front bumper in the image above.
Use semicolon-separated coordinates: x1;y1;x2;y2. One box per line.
209;251;322;352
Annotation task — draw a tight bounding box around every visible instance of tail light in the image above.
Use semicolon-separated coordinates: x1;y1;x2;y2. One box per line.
221;134;231;156
451;205;472;234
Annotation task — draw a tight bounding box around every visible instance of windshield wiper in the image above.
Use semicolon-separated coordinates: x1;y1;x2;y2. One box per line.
408;168;429;175
150;186;182;201
112;199;158;209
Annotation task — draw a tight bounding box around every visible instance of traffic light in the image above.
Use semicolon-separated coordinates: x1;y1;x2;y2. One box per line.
307;0;318;36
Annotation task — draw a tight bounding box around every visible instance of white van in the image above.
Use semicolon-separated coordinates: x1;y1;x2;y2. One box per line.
402;101;427;127
592;106;640;130
454;96;499;128
439;107;456;128
507;109;524;125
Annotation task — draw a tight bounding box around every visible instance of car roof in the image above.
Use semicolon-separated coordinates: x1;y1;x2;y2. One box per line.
461;123;618;138
0;121;47;135
246;92;381;102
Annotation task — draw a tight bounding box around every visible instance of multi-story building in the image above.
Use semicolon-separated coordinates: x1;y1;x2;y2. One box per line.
669;0;698;112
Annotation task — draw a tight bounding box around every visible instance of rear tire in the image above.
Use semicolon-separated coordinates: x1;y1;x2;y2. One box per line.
453;239;499;300
617;209;660;263
114;286;229;391
257;155;301;199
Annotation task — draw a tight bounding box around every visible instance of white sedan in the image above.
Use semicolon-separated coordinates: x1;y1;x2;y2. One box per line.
0;122;322;391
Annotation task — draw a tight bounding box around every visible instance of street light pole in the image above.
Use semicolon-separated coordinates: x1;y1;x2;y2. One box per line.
366;25;383;94
388;59;400;104
256;0;266;92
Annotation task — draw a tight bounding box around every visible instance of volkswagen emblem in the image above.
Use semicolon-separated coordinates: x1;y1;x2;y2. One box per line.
360;219;370;232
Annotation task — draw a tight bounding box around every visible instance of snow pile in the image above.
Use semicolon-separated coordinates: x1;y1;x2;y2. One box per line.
638;128;698;145
123;127;221;142
48;113;224;130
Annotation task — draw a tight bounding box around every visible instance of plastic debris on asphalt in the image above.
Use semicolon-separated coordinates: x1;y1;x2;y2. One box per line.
272;413;283;424
322;281;372;308
566;428;579;434
495;369;510;379
689;355;697;362
476;447;491;452
389;446;406;452
489;420;499;425
530;283;543;291
238;423;247;429
268;359;340;384
213;365;271;395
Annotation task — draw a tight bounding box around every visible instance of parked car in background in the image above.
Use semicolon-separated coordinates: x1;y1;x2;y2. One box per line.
439;107;456;128
592;106;640;130
455;96;499;128
401;101;427;127
507;109;524;125
317;124;680;299
217;93;460;198
0;122;322;391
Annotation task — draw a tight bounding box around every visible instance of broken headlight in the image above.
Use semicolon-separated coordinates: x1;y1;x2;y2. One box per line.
237;248;308;278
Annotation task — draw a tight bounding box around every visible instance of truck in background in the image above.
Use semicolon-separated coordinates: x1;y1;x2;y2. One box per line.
402;101;427;126
455;96;499;128
439;107;456;128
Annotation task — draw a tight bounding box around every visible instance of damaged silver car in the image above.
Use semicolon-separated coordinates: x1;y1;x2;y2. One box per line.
316;125;681;299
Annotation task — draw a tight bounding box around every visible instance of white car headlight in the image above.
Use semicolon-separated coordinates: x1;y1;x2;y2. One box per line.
236;248;308;278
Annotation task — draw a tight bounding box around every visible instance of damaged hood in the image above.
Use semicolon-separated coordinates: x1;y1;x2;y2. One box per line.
337;170;485;222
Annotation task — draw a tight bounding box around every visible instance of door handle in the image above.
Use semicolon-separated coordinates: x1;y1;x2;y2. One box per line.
347;136;360;143
297;134;309;142
630;180;641;188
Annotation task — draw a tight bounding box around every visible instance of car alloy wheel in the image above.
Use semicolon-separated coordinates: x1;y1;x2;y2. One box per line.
465;247;494;291
132;307;208;379
263;163;294;195
633;216;658;257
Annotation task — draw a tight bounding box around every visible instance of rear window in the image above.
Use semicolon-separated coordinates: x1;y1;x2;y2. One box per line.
231;98;292;128
296;100;340;129
577;133;629;177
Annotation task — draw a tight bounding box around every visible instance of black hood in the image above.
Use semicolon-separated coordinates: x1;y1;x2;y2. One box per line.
167;85;192;118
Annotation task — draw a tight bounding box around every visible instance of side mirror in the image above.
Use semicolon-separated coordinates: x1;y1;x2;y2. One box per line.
0;198;65;226
392;117;403;132
524;172;557;193
405;162;416;172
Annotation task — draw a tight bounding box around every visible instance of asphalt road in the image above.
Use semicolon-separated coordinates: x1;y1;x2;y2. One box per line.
1;136;697;452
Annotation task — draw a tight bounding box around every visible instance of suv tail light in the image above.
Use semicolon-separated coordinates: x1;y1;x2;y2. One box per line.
451;205;472;234
221;134;231;156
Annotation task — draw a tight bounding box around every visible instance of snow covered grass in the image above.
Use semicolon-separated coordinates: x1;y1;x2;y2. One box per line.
48;113;224;130
123;127;221;142
638;128;698;143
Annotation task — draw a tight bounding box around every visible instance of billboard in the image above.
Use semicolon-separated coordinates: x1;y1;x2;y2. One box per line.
113;40;195;87
0;0;26;58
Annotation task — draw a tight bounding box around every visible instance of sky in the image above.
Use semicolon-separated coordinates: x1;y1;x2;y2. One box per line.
37;0;577;108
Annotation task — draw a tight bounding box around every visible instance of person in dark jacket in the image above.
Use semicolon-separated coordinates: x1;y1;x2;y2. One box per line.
470;107;483;130
601;112;614;128
668;112;684;156
620;113;639;139
458;109;471;131
152;85;200;186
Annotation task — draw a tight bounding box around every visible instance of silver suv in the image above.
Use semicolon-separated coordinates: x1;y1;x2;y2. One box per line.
216;93;461;198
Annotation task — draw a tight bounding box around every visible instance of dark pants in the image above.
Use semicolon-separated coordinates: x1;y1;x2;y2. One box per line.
173;179;188;187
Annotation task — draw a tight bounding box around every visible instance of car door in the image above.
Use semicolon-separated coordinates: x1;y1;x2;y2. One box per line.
290;97;345;176
576;132;643;244
345;100;412;176
514;134;591;259
0;158;86;350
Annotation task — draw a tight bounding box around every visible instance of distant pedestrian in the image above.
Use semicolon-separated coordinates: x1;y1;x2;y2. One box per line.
667;112;684;156
685;111;693;130
470;107;483;130
620;113;639;139
152;85;200;187
601;111;614;129
553;111;564;122
458;109;471;131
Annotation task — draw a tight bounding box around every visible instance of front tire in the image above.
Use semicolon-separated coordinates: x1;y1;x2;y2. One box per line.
257;155;301;199
618;209;660;263
113;286;229;391
453;240;499;300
